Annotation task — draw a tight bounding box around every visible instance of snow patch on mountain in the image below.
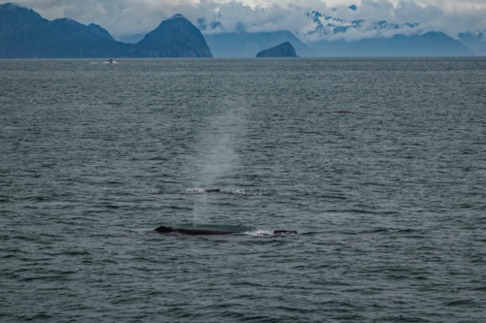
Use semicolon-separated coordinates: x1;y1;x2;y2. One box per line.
304;5;420;41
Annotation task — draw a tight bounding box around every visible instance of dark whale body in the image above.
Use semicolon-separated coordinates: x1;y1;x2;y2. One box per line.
154;225;296;236
204;188;221;193
155;225;233;235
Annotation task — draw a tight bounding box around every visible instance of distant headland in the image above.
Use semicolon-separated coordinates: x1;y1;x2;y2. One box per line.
256;42;298;58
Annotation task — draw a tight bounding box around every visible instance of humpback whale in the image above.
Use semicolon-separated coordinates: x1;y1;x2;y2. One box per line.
154;225;297;236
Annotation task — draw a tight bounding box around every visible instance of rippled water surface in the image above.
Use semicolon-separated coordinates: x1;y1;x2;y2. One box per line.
1;58;485;322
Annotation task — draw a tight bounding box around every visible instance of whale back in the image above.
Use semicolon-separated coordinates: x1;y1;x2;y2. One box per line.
204;188;221;193
154;225;175;233
154;225;297;235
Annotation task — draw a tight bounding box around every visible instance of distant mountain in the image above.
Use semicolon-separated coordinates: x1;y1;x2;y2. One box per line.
35;18;128;58
132;14;211;57
0;2;44;35
205;30;312;57
0;2;477;58
0;3;211;58
310;32;472;57
256;42;298;57
302;6;473;56
200;4;473;57
0;3;127;58
116;33;146;44
304;8;419;37
87;23;115;41
458;31;486;56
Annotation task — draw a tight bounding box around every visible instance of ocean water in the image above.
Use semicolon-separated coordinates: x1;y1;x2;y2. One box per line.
1;58;485;322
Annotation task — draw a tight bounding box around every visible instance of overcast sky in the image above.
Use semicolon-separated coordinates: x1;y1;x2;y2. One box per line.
2;0;485;40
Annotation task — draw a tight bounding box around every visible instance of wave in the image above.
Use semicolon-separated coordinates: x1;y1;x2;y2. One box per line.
241;230;277;236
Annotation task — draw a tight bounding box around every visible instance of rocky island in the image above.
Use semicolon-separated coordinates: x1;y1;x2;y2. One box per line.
256;42;298;58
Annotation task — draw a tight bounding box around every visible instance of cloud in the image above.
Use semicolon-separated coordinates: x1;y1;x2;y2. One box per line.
2;0;486;40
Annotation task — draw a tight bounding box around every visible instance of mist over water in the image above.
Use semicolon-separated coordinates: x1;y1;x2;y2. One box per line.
196;103;245;188
1;58;485;322
191;98;247;224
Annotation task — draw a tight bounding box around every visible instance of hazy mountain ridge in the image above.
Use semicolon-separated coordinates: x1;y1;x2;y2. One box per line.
198;3;474;57
304;6;420;37
205;30;311;57
0;2;478;58
458;31;486;56
311;32;472;57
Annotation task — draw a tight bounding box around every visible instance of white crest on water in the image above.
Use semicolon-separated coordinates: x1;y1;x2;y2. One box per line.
243;230;274;236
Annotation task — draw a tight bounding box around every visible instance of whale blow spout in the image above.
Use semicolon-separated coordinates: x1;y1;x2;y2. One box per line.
154;225;297;236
